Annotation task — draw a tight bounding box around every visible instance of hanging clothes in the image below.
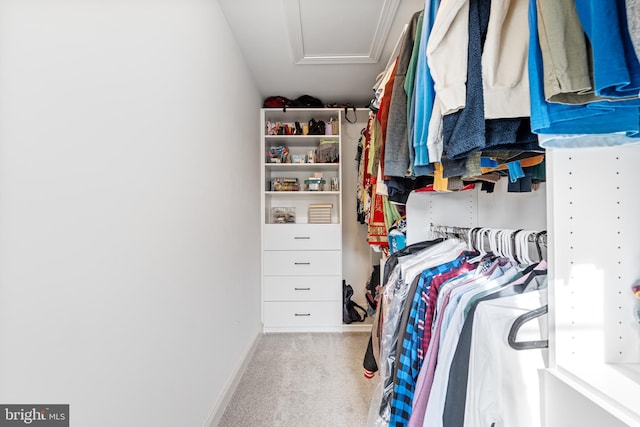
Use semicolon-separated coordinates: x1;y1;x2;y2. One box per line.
411;0;441;172
366;238;469;426
529;0;640;147
385;10;423;178
389;253;476;426
362;0;640;206
441;263;548;427
421;258;526;427
363;227;548;427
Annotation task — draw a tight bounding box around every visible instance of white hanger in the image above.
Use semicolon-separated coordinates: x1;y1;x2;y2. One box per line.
518;230;536;264
468;228;491;263
515;230;526;264
501;229;514;261
467;227;477;252
488;228;501;258
509;229;522;263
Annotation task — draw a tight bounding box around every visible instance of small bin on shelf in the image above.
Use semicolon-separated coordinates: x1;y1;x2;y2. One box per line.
271;177;300;191
271;207;296;224
304;178;325;191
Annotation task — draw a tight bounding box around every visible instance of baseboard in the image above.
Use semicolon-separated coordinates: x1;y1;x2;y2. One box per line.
262;323;374;333
341;322;374;333
202;325;263;427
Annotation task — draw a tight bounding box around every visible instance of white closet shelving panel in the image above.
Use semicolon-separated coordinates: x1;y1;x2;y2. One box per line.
406;179;547;245
547;147;640;426
477;180;547;230
406;189;477;245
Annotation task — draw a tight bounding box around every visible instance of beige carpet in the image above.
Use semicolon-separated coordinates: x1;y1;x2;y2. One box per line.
218;332;376;427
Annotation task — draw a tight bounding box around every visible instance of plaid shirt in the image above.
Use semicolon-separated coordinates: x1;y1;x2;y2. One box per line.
420;260;476;358
389;253;469;427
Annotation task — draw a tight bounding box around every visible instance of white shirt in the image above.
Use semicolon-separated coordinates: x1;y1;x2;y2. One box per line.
427;0;530;119
464;290;547;427
422;264;521;427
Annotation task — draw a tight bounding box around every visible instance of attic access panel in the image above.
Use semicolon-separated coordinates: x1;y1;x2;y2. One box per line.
283;0;400;64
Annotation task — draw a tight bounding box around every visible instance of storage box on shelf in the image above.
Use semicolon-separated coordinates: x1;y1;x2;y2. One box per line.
308;203;333;224
260;108;343;332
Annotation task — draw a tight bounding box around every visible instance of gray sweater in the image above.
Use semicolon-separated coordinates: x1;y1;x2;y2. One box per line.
383;10;422;177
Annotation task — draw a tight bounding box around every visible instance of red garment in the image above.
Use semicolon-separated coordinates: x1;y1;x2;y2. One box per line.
376;60;398;181
367;182;389;247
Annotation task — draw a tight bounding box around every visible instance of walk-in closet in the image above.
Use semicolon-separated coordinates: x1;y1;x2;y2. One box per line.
0;1;638;426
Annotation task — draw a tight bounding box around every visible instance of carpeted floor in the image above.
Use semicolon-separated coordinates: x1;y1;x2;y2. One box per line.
218;332;376;427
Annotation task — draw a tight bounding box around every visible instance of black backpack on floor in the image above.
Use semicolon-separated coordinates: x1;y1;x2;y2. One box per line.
343;280;367;324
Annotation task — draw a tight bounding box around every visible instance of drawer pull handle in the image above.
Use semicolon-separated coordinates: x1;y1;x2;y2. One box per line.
295;313;311;317
294;236;311;240
294;262;311;265
294;287;311;291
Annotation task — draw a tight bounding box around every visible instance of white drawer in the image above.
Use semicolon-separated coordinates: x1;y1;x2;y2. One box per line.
263;224;341;250
263;301;341;328
263;276;341;302
263;250;341;276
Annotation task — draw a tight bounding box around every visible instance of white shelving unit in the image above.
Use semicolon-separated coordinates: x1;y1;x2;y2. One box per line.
545;146;640;427
260;108;343;332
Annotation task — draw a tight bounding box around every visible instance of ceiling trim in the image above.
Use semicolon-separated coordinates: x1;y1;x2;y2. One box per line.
283;0;401;65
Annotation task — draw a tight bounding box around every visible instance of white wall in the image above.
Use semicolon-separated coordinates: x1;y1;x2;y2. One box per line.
0;1;262;426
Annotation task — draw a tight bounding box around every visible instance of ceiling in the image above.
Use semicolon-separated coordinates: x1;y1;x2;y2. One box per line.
217;0;425;108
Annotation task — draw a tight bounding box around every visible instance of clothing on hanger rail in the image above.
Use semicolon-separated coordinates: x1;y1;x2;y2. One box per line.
363;224;549;427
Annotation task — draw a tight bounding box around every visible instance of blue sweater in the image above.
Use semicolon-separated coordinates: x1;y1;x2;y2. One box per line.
529;0;640;139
